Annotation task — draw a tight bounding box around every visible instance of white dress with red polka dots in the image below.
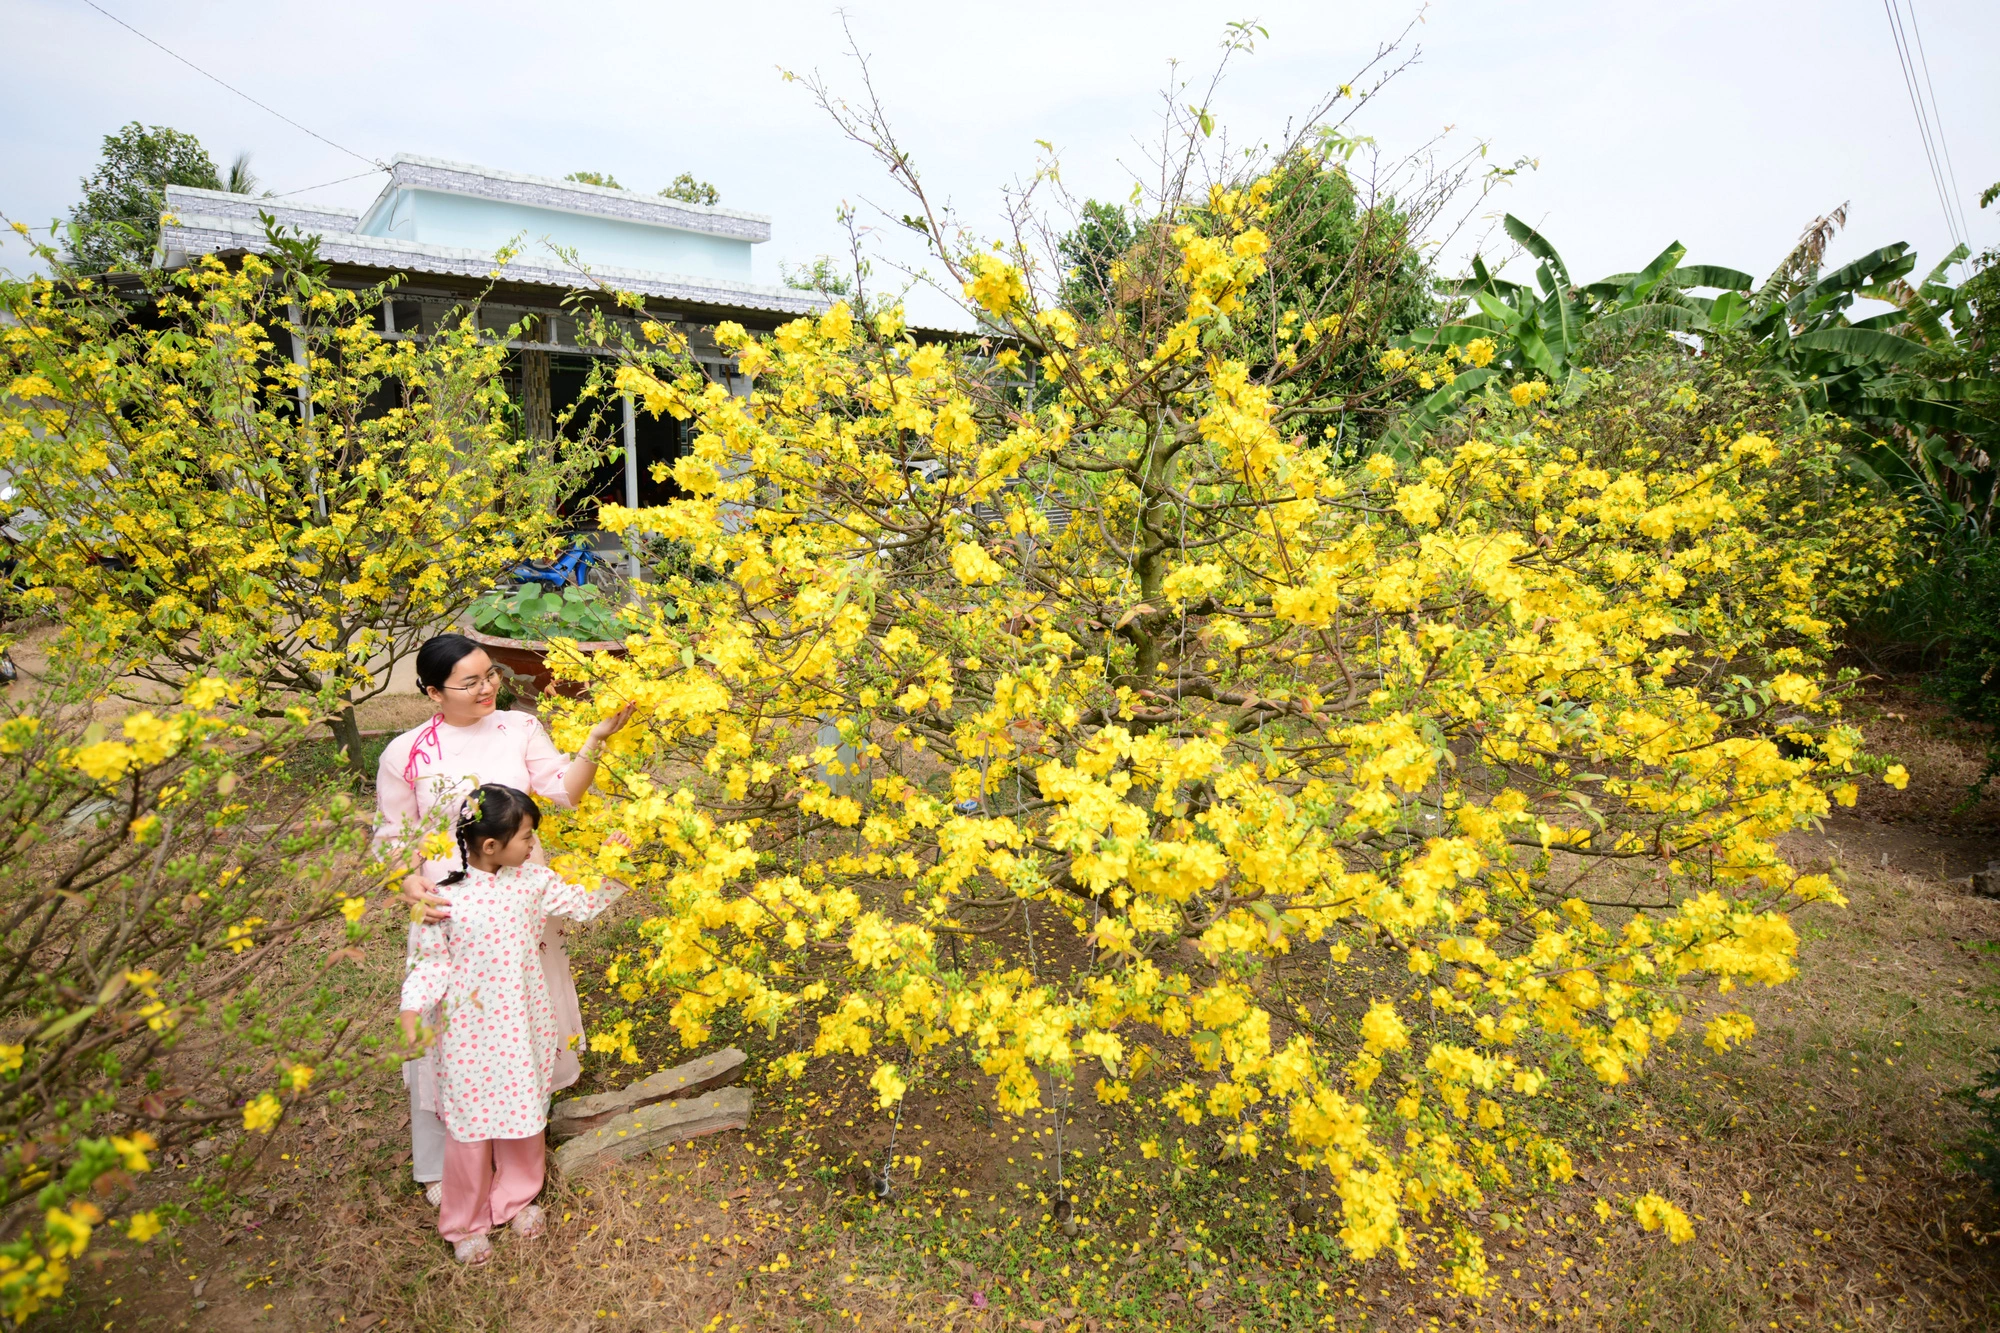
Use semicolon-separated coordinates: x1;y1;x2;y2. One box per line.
400;863;625;1143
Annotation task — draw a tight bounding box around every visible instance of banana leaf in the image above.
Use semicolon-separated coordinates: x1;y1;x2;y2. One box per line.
1614;243;1688;304
1380;368;1498;450
1792;327;1931;364
1790;244;1915;320
1672;264;1755;291
1505;215;1572;291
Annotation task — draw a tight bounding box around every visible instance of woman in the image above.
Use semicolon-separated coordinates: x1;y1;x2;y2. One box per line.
376;633;633;1205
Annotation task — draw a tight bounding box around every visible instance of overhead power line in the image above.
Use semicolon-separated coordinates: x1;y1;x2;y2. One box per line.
79;0;386;176
1881;0;1967;256
1903;0;1972;246
271;168;392;199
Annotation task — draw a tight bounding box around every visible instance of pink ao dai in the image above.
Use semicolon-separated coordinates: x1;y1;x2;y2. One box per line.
399;863;625;1142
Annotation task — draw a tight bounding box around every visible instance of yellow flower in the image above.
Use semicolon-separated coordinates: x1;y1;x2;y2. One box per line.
182;677;231;709
1509;380;1551;408
963;253;1028;317
125;1211;164;1243
1463;337;1496;368
111;1133;155;1172
222;919;264;954
242;1092;282;1134
949;543;1005;586
0;716;40;754
869;1063;907;1108
1883;764;1908;790
44;1202;99;1259
0;1044;22;1077
71;740;136;784
338;896;367;923
1702;1012;1755;1053
1633;1192;1694;1244
282;1063;313;1092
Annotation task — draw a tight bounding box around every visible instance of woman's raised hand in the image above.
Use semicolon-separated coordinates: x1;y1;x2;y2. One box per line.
402;871;452;924
586;703;637;748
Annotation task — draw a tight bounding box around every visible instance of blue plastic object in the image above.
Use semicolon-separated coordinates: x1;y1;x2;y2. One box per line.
512;544;604;590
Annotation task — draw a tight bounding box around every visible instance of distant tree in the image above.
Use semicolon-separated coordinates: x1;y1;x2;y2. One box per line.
659;172;720;206
224;151;261;196
65;123;221;273
565;170;625;189
1055;199;1135;321
781;255;852;298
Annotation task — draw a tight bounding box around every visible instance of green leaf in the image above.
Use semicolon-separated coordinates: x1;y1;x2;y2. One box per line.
1796;244;1915;314
1503;215;1571;291
1707;289;1748;330
1792;328;1931;365
1397;321;1508;353
1671;264;1755;292
1382;368;1496;449
1593;304;1703;337
1189;1029;1223;1065
37;1005;97;1043
1614;242;1687;304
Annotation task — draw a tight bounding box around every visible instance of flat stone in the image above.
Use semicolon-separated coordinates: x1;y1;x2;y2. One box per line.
549;1087;751;1177
548;1047;746;1142
1973;860;2000;900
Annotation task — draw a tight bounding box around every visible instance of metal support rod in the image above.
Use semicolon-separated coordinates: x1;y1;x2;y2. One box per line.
288;303;327;520
621;392;641;584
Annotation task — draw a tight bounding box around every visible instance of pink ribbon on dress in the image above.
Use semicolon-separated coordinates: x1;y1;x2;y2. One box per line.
403;713;447;788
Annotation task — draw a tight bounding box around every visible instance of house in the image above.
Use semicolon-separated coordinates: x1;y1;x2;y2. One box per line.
155;155;830;557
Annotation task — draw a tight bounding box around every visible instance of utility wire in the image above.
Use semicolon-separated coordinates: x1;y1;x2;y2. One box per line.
1881;0;1964;253
1902;0;1973;248
79;0;386;173
271;168;390;199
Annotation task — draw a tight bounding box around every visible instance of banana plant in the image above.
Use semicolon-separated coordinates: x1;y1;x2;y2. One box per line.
1392;216;1996;535
1387;215;1738;440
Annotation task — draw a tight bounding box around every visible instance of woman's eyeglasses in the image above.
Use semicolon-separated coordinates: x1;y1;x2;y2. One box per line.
440;669;503;693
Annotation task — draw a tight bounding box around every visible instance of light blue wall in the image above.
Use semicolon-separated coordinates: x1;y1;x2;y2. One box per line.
357;189;754;280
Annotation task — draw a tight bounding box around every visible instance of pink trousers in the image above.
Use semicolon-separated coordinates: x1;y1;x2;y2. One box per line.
438;1134;545;1243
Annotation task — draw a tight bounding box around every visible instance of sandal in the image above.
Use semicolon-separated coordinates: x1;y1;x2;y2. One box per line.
423;1182;443;1209
453;1234;492;1266
508;1204;546;1240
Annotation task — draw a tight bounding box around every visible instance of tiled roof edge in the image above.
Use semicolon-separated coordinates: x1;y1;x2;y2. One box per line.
161;185;360;232
158;214;824;317
385;155;772;243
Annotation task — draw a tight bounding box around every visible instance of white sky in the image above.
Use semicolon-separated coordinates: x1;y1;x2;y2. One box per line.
4;0;1997;328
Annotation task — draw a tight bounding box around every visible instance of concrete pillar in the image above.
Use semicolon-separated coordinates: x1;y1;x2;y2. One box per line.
621;392;641;583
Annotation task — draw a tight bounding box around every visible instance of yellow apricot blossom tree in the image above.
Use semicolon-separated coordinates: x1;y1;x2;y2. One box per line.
538;89;1907;1291
0;242;596;772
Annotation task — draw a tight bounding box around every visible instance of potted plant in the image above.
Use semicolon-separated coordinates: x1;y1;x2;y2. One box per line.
462;583;642;698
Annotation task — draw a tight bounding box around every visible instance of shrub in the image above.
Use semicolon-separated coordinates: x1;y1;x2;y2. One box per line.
0;247;598;772
0;664;381;1319
470;583;641;643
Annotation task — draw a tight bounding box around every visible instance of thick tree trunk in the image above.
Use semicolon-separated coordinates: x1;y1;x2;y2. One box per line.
329;704;368;779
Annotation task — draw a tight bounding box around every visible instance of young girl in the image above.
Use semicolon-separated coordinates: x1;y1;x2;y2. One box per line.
399;784;630;1265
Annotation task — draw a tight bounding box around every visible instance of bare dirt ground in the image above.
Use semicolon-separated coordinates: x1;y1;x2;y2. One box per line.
47;678;2000;1332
